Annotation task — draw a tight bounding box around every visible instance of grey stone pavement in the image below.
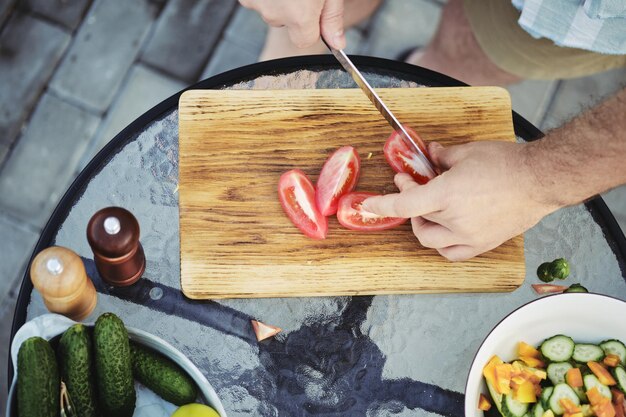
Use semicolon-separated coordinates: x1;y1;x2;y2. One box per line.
0;0;625;409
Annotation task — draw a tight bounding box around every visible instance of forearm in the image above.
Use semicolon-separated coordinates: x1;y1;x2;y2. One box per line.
524;87;626;209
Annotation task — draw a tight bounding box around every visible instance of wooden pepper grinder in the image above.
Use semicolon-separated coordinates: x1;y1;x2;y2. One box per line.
86;206;145;286
30;246;97;321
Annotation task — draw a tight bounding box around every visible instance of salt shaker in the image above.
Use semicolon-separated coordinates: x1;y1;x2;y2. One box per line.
30;246;97;321
86;207;146;286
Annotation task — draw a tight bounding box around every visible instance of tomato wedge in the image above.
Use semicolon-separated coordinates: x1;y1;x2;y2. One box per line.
278;170;328;239
383;126;435;184
336;192;407;231
316;146;361;216
532;284;568;295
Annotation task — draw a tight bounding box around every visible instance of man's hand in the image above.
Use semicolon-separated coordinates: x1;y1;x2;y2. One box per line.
239;0;346;49
363;88;626;261
362;141;557;261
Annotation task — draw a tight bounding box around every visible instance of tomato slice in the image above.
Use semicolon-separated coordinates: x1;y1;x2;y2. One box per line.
532;284;568;295
316;146;361;216
278;169;328;239
383;126;435;184
336;192;407;231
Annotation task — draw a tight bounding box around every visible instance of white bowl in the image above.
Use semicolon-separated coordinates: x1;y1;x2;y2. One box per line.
7;324;227;417
465;293;626;417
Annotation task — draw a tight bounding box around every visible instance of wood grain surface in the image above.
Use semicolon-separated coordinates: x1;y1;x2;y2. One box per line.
178;87;524;299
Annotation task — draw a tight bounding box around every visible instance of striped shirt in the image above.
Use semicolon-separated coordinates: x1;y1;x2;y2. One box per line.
512;0;626;54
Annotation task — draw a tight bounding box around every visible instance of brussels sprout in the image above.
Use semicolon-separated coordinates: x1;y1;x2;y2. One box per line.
537;262;554;282
549;258;570;280
565;283;588;293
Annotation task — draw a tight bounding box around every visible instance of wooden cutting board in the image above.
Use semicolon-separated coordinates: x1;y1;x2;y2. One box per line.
178;87;524;299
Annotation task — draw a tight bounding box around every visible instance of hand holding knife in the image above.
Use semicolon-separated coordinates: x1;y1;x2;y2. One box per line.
322;39;438;180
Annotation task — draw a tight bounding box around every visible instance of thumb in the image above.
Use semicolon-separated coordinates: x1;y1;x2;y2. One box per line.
320;0;346;49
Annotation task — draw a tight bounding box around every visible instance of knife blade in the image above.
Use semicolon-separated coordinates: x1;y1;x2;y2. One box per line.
324;41;437;178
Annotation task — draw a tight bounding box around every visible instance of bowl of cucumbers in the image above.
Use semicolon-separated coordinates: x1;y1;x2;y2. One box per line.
465;293;626;417
7;312;226;417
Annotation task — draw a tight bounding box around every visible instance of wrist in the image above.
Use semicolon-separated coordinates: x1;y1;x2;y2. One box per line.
519;140;572;213
521;88;626;212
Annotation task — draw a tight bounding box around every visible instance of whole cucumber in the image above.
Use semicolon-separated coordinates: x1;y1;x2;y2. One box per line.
130;342;198;405
17;336;59;417
94;313;136;417
58;324;100;417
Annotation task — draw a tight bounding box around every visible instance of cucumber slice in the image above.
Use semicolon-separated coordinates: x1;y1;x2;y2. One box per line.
547;362;573;385
613;366;626;394
486;379;503;413
533;402;545;417
502;392;530;417
485;405;504;417
572;386;587;402
572;344;605;363
541;335;574;362
583;374;612;400
541;387;554;411
600;340;626;365
548;383;580;415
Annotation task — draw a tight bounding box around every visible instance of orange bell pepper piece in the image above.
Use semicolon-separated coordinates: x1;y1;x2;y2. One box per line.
593;400;616;417
478;394;492;411
604;354;622;368
612;389;626;417
519;341;542;358
588;387;610;406
560;398;582;414
520;355;546;368
566;368;584;388
531;369;548;381
512;376;527;386
535;384;543;397
495;363;513;395
589;361;617;386
514;380;537;403
483;355;504;389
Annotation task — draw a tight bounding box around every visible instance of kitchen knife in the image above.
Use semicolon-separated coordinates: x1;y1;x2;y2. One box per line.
324;40;437;178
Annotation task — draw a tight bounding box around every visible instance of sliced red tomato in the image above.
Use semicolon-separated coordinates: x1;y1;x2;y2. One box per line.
316;146;361;216
532;284;568;295
383;126;435;184
278;170;327;240
336;192;407;231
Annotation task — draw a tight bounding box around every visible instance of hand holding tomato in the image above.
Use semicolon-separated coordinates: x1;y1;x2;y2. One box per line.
362;141;559;261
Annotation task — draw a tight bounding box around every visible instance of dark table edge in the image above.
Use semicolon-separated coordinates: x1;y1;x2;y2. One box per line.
8;55;626;383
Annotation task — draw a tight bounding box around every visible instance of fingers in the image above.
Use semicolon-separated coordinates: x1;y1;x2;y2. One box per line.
437;245;480;262
394;173;419;192
428;141;468;171
361;182;441;218
320;0;346;49
240;0;326;48
410;218;460;249
287;21;321;48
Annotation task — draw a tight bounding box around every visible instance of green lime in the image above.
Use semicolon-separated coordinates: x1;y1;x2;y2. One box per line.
171;403;220;417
